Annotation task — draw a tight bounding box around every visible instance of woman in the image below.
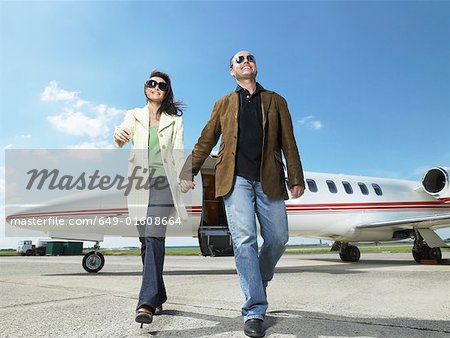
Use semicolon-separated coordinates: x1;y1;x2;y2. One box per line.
113;70;187;326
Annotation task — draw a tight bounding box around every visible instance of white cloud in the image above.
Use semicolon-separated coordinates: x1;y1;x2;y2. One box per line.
47;111;109;138
298;116;314;124
312;121;323;130
3;144;13;150
74;99;88;109
298;115;324;130
20;134;32;139
42;82;126;148
95;104;107;115
106;107;126;117
40;81;79;102
88;104;126;118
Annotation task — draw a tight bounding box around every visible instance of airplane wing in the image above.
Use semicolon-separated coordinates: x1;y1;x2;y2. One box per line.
355;214;450;230
355;214;450;248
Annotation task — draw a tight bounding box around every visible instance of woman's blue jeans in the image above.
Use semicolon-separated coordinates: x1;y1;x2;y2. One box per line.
223;176;289;322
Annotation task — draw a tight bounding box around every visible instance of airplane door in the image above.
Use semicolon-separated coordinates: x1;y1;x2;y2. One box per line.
198;157;233;256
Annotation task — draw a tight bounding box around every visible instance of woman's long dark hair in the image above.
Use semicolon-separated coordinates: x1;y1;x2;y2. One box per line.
144;70;184;116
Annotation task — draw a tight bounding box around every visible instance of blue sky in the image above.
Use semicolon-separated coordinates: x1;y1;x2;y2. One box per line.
1;1;449;247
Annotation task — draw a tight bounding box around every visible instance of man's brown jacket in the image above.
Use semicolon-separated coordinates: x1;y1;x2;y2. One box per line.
180;90;305;200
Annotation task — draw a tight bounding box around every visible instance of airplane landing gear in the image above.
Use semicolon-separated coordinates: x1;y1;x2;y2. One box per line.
412;235;442;263
82;241;105;273
338;243;361;262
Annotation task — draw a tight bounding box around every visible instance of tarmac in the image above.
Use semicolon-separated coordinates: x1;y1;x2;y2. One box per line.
0;252;449;338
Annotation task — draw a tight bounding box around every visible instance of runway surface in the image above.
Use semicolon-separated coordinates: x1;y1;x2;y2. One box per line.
1;252;449;337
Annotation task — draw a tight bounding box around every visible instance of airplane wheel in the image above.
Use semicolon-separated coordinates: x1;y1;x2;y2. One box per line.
346;245;361;262
82;251;105;273
412;249;423;263
428;247;442;262
339;251;349;262
412;241;442;263
340;245;360;262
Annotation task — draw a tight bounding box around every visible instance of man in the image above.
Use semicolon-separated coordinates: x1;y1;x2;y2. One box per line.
180;50;305;337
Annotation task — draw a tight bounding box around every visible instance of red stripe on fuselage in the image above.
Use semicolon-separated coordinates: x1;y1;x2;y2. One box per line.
7;201;450;219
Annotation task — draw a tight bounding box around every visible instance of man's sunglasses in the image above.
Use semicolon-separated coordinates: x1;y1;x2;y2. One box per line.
235;54;256;64
145;79;168;92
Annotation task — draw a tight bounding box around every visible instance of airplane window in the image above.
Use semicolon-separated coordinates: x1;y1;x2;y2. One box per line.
358;182;369;195
372;183;383;196
342;181;353;194
306;179;318;192
326;180;338;194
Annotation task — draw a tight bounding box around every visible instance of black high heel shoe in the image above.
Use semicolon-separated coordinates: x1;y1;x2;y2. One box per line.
135;307;153;328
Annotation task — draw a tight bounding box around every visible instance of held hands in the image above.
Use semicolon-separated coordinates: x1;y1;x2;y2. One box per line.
114;127;131;144
179;179;195;193
290;185;305;199
180;180;302;196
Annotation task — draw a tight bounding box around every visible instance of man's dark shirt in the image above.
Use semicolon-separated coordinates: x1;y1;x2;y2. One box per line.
235;83;265;181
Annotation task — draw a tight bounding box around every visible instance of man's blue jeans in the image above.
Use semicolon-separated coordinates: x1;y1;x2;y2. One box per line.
223;176;289;322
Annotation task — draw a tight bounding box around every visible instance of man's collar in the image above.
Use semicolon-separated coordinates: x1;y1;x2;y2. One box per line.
235;82;265;93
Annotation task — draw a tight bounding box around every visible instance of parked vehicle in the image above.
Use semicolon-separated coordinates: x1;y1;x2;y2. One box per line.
17;240;47;256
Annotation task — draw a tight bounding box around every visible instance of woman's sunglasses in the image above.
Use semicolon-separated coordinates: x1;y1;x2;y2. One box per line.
235;55;256;64
145;79;168;92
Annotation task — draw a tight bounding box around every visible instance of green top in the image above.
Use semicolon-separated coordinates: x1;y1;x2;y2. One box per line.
148;126;165;177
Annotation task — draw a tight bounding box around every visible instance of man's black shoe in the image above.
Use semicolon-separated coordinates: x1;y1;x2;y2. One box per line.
244;319;265;338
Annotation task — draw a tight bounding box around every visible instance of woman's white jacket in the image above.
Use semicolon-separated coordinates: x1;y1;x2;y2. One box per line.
114;106;188;223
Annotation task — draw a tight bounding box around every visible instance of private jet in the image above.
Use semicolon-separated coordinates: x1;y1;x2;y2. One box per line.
6;156;450;272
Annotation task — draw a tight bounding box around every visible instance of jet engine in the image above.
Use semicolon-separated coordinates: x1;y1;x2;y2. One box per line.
422;167;450;201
